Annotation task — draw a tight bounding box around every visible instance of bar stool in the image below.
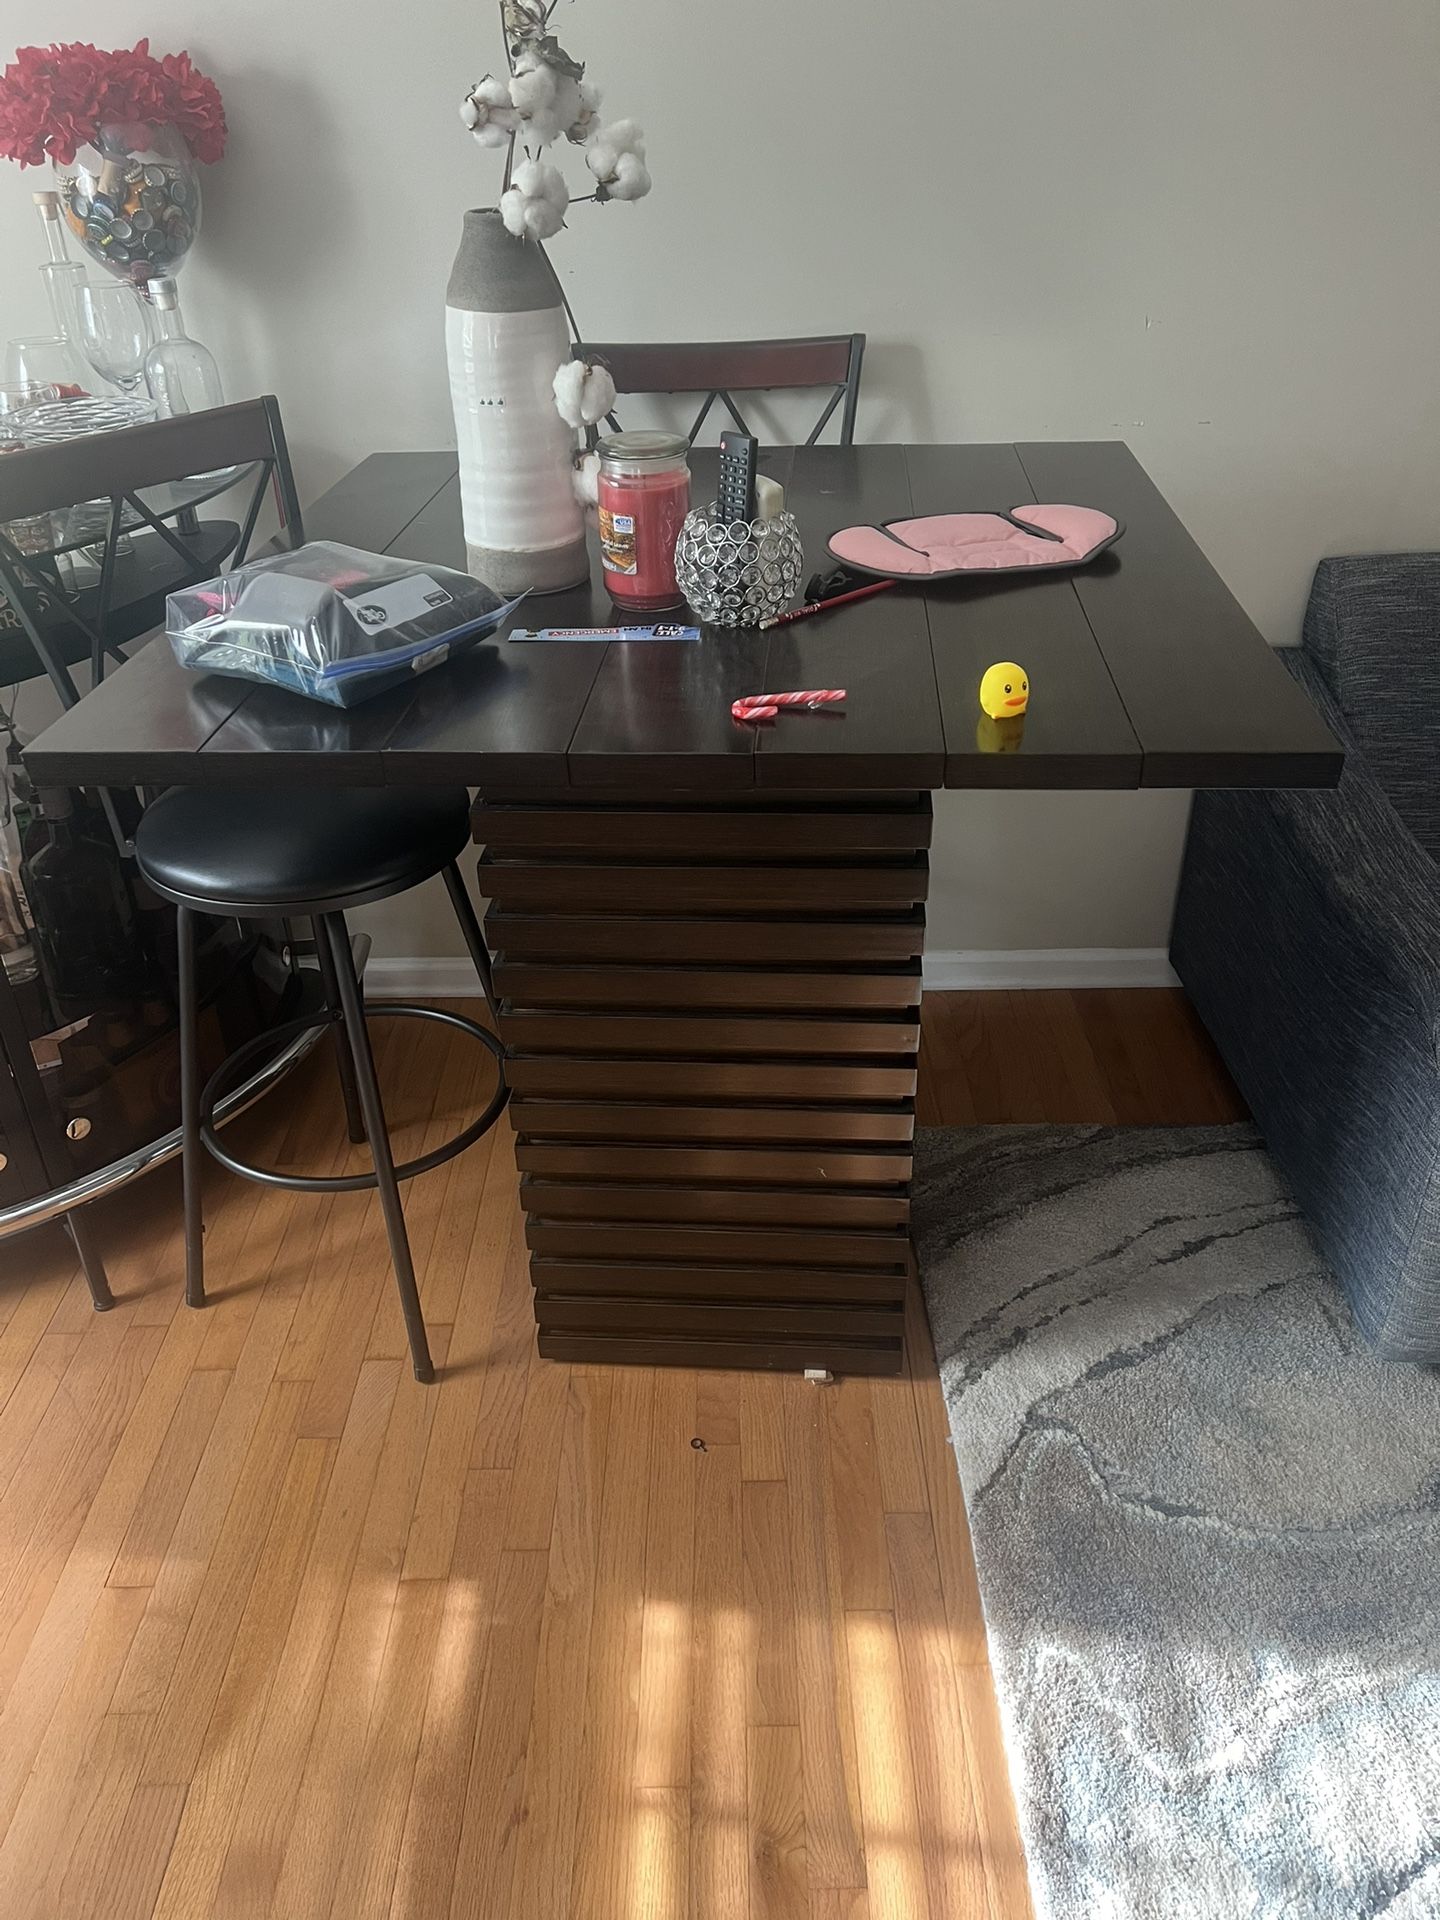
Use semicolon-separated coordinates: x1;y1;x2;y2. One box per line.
134;784;507;1383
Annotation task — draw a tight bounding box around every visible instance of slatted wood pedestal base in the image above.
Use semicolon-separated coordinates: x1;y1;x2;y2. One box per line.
478;791;931;1375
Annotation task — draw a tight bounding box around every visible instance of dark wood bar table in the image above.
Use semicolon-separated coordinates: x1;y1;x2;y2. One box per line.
27;441;1342;1376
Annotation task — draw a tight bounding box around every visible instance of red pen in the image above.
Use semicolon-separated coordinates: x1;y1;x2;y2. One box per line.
759;578;897;631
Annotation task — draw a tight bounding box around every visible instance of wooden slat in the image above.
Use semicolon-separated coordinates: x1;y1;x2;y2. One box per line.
513;1142;912;1186
529;1259;908;1305
486;911;927;966
537;1332;904;1374
507;1100;916;1145
533;1296;901;1341
505;1058;917;1103
499;1009;920;1058
518;1178;910;1230
524;1219;911;1271
475;802;933;858
493;961;923;1012
478;856;930;914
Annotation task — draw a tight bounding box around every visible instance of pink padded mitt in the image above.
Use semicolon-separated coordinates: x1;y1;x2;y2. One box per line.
828;503;1121;578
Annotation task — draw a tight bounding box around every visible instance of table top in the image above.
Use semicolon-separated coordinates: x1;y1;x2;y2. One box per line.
26;441;1343;795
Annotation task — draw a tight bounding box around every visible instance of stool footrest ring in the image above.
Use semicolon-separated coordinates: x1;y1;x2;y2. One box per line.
198;1004;508;1194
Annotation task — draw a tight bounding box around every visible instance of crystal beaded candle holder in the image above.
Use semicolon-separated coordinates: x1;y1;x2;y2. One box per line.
673;504;804;628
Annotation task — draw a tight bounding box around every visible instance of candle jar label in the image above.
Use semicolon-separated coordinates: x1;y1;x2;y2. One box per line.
598;508;638;577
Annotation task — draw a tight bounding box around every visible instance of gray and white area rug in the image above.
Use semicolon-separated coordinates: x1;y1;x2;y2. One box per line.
914;1124;1440;1920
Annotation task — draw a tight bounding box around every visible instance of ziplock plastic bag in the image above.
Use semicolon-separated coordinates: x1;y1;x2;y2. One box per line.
166;542;521;707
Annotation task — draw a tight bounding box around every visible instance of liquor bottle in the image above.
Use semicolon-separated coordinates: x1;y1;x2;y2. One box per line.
30;192;89;395
142;277;224;417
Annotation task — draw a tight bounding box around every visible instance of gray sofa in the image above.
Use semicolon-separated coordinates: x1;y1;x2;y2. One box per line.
1172;554;1440;1363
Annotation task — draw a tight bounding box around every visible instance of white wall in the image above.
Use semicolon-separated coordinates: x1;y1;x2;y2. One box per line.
5;1;1437;967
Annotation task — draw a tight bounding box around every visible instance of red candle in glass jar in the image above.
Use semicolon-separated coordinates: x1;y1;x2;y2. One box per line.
597;430;691;610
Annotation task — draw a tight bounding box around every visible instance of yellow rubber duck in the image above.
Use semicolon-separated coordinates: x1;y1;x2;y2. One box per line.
979;662;1030;719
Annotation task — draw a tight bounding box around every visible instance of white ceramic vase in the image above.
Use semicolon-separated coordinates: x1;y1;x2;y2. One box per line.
444;208;588;596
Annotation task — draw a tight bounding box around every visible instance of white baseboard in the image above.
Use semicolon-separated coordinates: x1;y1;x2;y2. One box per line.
364;957;491;997
922;948;1178;990
366;948;1178;996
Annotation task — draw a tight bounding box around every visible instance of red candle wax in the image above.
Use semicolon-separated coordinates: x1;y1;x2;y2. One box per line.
598;444;691;611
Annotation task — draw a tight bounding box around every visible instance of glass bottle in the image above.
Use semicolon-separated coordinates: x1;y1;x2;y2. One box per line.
142;276;224;418
30;191;90;394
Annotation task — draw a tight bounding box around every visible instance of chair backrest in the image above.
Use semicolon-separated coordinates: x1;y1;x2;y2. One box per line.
575;334;866;447
0;395;303;708
1304;553;1440;860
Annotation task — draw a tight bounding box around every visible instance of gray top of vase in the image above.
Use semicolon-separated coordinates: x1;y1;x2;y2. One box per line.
446;209;563;314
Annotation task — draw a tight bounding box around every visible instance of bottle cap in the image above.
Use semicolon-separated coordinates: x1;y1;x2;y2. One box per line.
32;191;60;215
147;275;181;311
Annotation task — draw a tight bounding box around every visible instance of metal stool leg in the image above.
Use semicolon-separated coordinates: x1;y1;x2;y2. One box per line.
312;918;366;1144
320;912;435;1384
65;1209;115;1311
177;904;207;1308
442;861;499;1021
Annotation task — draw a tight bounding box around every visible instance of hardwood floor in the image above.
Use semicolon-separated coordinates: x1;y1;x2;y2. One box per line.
0;989;1242;1919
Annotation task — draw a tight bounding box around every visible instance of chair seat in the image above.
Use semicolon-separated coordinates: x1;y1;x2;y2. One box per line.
135;784;472;913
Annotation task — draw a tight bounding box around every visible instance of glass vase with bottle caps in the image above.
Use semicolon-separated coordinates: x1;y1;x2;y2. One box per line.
142;276;223;417
54;122;202;287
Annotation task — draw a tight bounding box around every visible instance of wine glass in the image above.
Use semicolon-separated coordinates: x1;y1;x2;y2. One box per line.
75;283;152;398
4;335;84;395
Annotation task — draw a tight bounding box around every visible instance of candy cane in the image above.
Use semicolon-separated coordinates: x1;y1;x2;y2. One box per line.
731;689;846;723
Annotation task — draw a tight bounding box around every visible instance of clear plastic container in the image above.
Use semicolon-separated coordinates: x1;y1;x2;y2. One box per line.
597;430;690;611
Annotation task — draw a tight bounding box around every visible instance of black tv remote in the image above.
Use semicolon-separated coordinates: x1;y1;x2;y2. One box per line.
717;430;758;525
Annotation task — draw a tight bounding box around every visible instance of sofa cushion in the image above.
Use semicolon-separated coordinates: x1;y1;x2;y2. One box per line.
1304;554;1440;863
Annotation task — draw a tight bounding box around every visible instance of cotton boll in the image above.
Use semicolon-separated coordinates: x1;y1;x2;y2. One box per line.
465;74;518;146
572;451;600;508
603;118;646;161
499;187;529;238
579;363;616;424
585;137;619;185
510;56;558;108
513;158;565;202
501;159;569;241
525;196;565;239
509;60;560;140
552;358;589;429
606;152;651;201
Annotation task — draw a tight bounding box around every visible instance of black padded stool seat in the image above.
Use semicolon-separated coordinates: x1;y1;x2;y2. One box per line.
135;784;472;915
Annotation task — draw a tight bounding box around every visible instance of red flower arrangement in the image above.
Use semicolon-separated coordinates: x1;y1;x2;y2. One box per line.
0;39;226;169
